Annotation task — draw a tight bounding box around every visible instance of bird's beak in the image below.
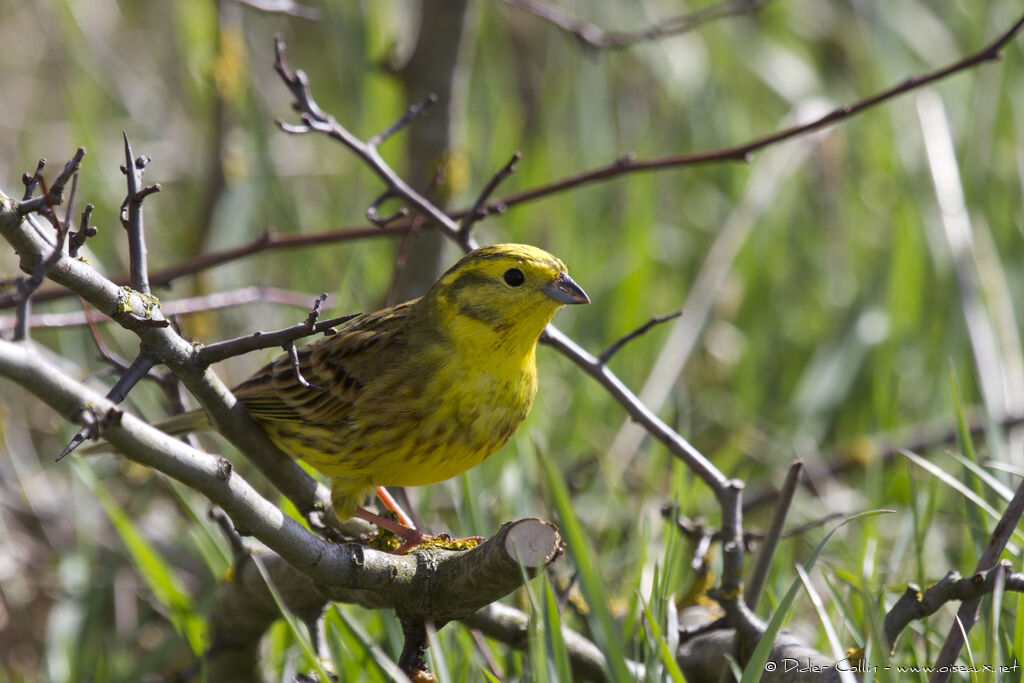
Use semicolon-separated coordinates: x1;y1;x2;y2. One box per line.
542;271;590;305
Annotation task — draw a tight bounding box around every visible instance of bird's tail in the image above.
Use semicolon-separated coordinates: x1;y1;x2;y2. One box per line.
79;409;212;454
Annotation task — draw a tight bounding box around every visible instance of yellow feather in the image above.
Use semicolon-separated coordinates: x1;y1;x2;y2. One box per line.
158;244;588;520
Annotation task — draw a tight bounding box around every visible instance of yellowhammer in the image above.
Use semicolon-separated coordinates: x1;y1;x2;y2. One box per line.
156;243;588;550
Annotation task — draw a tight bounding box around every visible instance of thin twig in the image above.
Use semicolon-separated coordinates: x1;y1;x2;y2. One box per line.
18;147;85;214
368;93;438;148
501;0;769;50
196;311;360;366
209;507;249;561
119;133;158;295
62;173;79;231
57;352;156;461
458;151;521;240
385;166;447;307
366;189;409;226
82;300;130;369
598;310;682;364
69;203;96;257
541;326;728;493
21;159;46;201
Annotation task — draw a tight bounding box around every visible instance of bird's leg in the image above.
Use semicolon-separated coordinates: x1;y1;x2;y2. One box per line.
374;486;416;528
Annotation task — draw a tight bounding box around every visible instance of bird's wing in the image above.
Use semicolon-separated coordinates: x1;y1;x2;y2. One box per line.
232;302;414;426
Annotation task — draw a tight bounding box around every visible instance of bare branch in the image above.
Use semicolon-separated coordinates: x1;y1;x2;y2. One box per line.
477;12;1024;214
885;561;1024;651
196;310;360;366
11;205;72;341
708;480;763;641
68;203;97;257
21;159;46;201
500;0;769;51
18;147;85;214
745;460;803;610
368;93;438;148
397;615;430;678
62;173;79;230
57;352;157;461
458;151;521;241
119;134;158;295
366;189;410;226
930;474;1024;679
598;310;681;364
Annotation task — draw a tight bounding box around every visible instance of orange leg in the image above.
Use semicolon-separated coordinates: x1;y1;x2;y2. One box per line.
374;486;416;528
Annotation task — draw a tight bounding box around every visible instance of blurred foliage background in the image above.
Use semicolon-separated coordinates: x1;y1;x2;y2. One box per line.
2;0;1024;680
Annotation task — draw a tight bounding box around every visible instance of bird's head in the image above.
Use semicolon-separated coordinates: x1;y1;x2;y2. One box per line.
423;243;589;347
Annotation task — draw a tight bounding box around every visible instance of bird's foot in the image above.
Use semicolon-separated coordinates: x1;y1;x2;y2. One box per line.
354;506;483;554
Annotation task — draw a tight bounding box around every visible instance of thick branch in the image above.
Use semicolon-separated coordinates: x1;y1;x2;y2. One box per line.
0;337;563;618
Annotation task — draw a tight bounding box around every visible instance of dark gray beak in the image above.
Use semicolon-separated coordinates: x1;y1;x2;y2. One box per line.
542;271;590;305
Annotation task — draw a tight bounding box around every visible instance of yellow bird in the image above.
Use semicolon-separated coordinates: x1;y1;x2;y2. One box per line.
158;244;588;549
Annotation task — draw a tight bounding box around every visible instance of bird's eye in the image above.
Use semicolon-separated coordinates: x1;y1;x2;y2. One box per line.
503;267;525;287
